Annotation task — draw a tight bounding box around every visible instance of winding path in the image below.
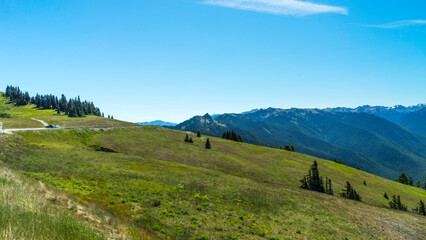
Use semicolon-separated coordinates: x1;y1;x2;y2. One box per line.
31;118;50;127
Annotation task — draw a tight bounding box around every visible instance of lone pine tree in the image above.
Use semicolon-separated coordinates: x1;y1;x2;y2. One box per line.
417;200;426;216
325;177;334;195
383;192;389;199
205;138;211;149
197;130;201;138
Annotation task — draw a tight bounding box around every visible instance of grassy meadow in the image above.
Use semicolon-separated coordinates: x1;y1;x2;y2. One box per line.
0;165;106;239
0;126;424;239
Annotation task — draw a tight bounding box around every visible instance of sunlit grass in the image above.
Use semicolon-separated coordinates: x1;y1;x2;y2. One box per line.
0;127;424;239
0;167;105;240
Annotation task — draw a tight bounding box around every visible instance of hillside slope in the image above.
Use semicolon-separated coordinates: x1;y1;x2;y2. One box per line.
175;108;426;181
0;126;424;239
0;164;107;239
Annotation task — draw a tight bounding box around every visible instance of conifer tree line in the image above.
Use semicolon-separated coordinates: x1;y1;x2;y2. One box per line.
333;159;342;164
221;130;243;142
280;145;295;152
5;86;102;118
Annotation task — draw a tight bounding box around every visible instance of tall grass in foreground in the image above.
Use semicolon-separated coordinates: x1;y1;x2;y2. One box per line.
0;168;104;240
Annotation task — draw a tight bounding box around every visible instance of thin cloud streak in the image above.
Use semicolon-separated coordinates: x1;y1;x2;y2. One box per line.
202;0;348;16
365;20;426;29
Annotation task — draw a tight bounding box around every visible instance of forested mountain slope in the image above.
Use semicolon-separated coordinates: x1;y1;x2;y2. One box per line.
175;108;426;181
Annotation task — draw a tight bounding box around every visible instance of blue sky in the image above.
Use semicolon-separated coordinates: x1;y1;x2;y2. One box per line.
0;0;425;123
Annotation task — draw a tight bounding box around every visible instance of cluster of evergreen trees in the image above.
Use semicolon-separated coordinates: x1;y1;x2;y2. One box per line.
4;86;31;106
221;130;243;142
385;194;426;215
184;134;194;143
388;195;407;211
333;159;342;164
340;181;361;201
280;145;295;152
299;162;425;214
300;161;333;195
5;86;102;118
396;172;426;189
396;172;414;186
300;161;361;201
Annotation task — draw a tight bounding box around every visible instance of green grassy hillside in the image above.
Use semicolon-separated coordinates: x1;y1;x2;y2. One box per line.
0;126;424;239
0;95;136;129
0;165;106;239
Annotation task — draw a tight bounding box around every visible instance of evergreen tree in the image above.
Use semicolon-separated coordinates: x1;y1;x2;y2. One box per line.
205;138;211;149
408;177;413;186
300;176;308;189
416;200;426;216
383;192;388;199
396;172;408;185
300;161;325;193
340;181;361;201
424;177;426;190
184;134;190;142
197;130;201;138
189;137;194;143
416;180;421;188
325;177;334;195
363;181;367;185
356;166;360;170
290;145;295;152
388;195;407;211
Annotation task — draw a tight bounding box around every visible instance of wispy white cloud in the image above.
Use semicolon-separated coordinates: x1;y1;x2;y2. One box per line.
365;20;426;29
201;0;348;16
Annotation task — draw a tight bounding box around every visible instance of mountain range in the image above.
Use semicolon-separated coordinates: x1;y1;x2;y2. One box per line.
136;120;177;127
174;104;426;181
